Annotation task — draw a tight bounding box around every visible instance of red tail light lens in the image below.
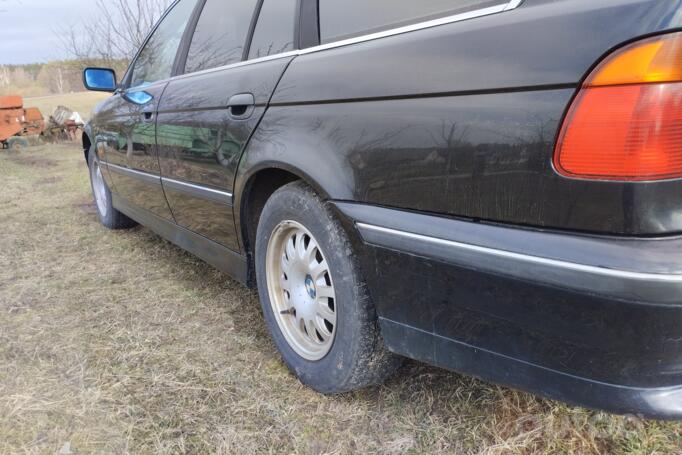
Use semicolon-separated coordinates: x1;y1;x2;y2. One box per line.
555;33;682;181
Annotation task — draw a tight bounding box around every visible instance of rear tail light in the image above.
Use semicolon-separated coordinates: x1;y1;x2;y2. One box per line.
554;33;682;181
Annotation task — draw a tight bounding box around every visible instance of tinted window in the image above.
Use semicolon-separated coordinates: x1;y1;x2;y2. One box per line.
320;0;499;43
248;0;297;60
130;0;197;88
185;0;259;73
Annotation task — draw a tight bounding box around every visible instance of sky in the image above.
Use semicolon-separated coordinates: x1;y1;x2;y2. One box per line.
0;0;101;64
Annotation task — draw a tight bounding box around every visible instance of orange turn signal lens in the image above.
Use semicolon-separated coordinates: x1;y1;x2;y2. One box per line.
588;33;682;87
555;33;682;181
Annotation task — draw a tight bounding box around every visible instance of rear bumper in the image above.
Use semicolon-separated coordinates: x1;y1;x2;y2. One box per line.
334;202;682;419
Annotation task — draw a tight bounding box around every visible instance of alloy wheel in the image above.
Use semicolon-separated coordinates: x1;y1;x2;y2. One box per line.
266;220;337;361
91;159;108;218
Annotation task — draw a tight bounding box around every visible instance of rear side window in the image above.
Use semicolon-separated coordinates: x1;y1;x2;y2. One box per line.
320;0;500;43
185;0;259;73
248;0;297;60
130;0;198;88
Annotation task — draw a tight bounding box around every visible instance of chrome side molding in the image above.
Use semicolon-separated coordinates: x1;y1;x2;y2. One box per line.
355;221;682;305
104;162;233;206
161;177;233;206
107;162;162;186
357;223;682;283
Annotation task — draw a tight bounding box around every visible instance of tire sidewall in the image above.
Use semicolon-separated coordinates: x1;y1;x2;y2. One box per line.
88;147;114;227
256;183;369;393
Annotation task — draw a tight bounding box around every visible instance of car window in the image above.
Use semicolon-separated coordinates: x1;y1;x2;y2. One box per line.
320;0;500;44
129;0;198;88
248;0;297;60
185;0;259;74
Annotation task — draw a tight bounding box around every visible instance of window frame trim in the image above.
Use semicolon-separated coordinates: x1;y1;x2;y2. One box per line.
242;0;266;62
173;0;209;77
315;0;524;47
298;0;320;49
244;0;303;63
178;0;257;76
120;0;202;91
175;0;271;77
170;0;524;82
318;0;502;45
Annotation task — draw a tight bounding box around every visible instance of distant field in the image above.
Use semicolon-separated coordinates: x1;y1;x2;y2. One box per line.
24;91;109;121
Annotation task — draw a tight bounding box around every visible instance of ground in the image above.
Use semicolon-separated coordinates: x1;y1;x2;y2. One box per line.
0;143;681;455
24;92;109;121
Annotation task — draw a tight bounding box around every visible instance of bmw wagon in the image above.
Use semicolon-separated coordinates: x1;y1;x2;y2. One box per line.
82;0;682;419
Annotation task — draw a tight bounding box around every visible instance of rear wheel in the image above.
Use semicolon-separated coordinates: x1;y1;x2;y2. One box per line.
266;220;338;361
88;147;137;230
256;181;401;393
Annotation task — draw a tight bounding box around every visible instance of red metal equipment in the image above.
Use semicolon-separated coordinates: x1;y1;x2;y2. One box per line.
0;95;45;150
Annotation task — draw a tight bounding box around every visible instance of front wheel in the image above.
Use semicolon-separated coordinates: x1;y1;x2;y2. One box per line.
88;147;137;230
256;181;401;394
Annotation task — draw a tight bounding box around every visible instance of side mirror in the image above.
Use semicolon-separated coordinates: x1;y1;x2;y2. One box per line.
83;67;117;92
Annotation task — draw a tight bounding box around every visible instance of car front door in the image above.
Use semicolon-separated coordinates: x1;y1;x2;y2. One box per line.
99;0;199;220
156;0;298;250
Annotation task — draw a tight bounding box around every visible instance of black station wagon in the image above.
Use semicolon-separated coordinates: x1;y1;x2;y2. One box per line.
82;0;682;419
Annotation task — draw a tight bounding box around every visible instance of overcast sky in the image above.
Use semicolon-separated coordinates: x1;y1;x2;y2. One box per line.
0;0;101;64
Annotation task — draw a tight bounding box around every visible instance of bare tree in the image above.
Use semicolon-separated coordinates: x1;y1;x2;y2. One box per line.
58;0;170;70
0;66;10;88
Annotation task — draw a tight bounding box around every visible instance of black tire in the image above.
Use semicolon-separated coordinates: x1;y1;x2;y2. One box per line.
255;181;401;394
7;137;29;151
87;147;137;230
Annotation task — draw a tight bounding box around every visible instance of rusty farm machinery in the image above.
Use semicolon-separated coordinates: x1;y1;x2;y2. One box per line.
0;95;45;151
1;95;85;151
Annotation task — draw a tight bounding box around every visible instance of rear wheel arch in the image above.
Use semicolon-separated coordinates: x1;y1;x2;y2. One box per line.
237;164;332;287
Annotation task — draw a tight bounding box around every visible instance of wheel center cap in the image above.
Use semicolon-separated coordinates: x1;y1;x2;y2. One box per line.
304;275;316;299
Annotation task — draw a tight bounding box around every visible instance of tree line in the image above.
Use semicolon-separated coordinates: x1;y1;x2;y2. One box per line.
0;60;128;97
0;0;170;97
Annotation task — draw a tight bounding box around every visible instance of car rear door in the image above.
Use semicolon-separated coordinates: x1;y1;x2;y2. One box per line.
156;0;298;251
99;0;199;220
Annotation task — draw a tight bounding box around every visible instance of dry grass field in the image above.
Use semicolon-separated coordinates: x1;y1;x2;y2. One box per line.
24;92;110;121
1;143;681;454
